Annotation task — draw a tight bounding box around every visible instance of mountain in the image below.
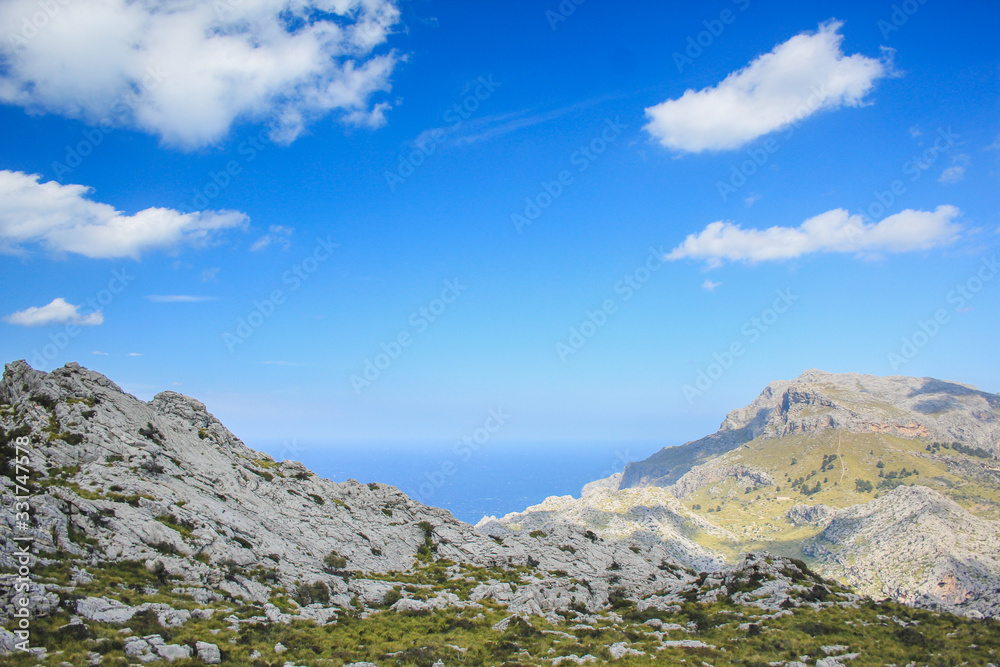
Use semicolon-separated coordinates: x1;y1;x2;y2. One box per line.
2;361;999;665
484;370;1000;619
0;360;695;607
619;369;1000;490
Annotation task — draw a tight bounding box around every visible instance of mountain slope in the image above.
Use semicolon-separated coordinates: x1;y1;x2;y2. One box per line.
488;370;1000;618
0;360;698;611
619;369;1000;490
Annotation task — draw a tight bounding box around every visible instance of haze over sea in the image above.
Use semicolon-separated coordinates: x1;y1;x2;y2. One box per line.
251;441;663;525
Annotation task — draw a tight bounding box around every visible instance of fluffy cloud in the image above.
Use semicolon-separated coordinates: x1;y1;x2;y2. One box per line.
0;170;247;258
4;298;103;327
645;21;890;153
0;0;402;148
668;205;962;267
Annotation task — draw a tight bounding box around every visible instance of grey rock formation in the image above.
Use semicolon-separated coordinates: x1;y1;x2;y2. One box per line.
804;485;1000;617
787;503;835;527
477;488;727;573
195;641;221;664
4;359;993;638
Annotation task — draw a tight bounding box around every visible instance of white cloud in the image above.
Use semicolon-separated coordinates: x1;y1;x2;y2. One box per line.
0;170;247;258
668;205;962;267
938;154;970;184
701;280;721;292
250;225;294;251
200;267;221;282
92;350;109;355
0;0;402;148
744;193;761;207
144;295;217;303
127;353;142;357
938;166;965;184
4;298;103;327
644;21;890;153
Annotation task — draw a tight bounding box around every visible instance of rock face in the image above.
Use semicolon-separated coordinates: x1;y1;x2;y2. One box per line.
804;485;1000;618
619;369;1000;489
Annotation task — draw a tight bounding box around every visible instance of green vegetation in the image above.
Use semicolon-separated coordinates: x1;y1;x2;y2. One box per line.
138;421;165;445
154;513;196;539
682;430;1000;560
323;550;348;572
8;558;1000;667
928;439;995;459
66;396;97;407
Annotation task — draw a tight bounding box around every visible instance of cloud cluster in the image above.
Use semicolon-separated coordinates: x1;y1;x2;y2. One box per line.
0;0;402;148
645;21;890;153
668;205;962;267
0;170;247;258
4;298;103;327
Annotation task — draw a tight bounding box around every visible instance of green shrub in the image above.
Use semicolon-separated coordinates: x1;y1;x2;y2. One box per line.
383;587;402;608
323;550;348;572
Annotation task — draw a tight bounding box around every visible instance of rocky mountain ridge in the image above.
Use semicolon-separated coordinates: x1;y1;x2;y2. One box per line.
2;361;999;664
486;370;1000;619
619;369;1000;490
0;360;687;611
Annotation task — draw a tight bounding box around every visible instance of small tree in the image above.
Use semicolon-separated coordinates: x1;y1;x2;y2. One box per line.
323;550;347;572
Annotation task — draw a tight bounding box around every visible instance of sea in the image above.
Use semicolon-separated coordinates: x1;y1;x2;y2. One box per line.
248;440;664;525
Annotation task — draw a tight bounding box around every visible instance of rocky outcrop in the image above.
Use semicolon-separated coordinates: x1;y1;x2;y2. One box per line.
803;485;1000;618
477;487;728;573
787;503;835;527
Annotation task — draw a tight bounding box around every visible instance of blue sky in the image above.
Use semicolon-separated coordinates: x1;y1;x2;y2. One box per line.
1;0;998;450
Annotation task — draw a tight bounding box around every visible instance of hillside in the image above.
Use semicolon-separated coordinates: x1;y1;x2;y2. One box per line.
486;370;1000;619
619;369;1000;490
12;361;991;665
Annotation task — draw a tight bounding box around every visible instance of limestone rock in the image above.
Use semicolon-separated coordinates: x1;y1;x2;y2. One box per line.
195;641;221;664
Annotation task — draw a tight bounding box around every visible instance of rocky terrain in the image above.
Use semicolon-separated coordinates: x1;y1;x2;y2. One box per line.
0;360;922;666
2;361;999;665
488;370;1000;619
